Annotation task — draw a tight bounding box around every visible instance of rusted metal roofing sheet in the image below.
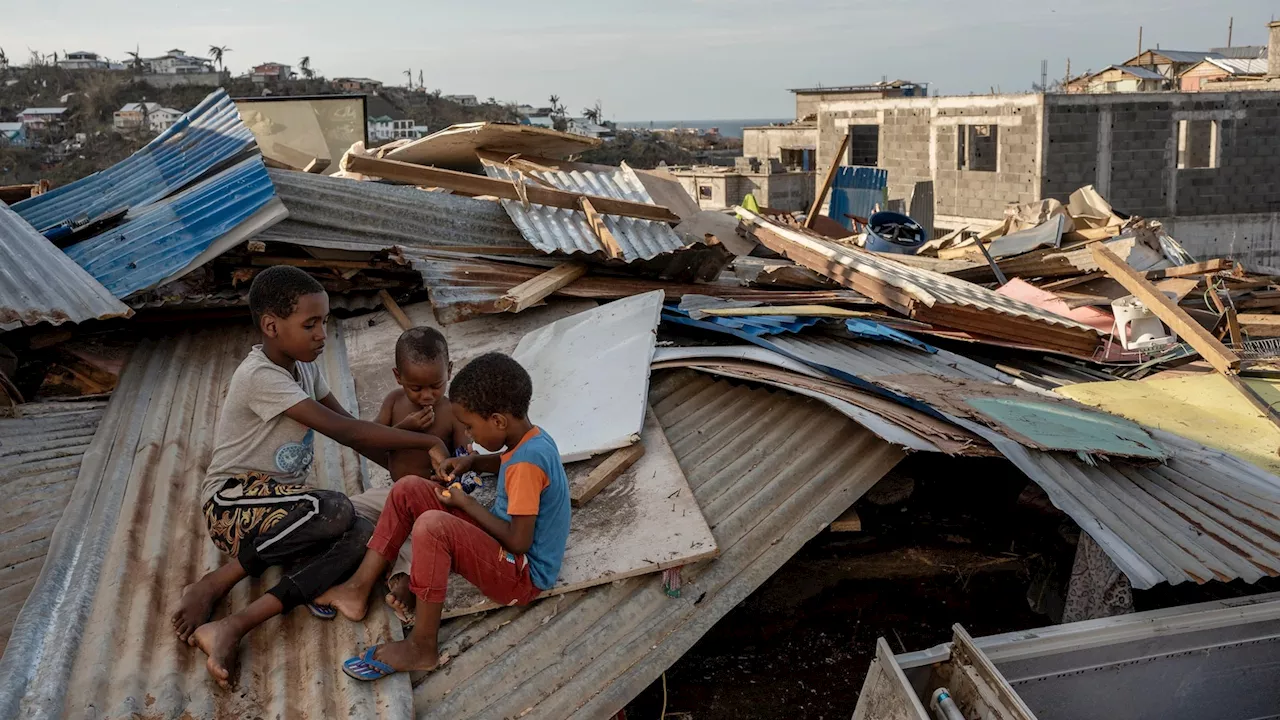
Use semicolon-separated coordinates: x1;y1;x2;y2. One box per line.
737;208;1101;356
482;159;691;262
412;368;904;718
260;168;533;256
13;90;257;235
971;422;1280;590
0;401;106;655
0;325;412;720
0;202;131;330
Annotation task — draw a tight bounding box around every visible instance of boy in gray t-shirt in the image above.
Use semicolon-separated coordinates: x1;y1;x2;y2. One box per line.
170;266;449;691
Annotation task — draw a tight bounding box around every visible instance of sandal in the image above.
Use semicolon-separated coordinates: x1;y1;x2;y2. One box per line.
307;603;337;620
342;646;398;681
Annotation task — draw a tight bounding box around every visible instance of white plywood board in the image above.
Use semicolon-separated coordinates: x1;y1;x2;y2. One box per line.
442;406;717;618
513;290;664;462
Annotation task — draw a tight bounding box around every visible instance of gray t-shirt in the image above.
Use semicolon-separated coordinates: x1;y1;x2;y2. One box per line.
202;345;331;503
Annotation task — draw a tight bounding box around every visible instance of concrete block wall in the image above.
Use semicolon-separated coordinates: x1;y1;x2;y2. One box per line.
878;108;933;206
1175;94;1280;216
1040;104;1101;200
931;103;1040;219
1106;99;1175;216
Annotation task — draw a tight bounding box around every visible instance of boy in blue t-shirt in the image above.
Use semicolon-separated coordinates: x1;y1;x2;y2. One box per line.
318;352;571;680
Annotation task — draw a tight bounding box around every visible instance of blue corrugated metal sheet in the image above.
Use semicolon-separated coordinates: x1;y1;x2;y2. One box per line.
13;90;256;235
828;166;887;230
63;156;285;297
843;318;935;353
664;305;822;336
0;203;130;329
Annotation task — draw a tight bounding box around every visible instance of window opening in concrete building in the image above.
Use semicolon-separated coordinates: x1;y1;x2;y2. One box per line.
957;124;998;172
698;185;713;199
780;147;815;171
1177;119;1219;169
847;125;880;166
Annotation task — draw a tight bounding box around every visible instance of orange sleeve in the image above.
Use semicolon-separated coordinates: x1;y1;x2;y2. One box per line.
504;462;549;515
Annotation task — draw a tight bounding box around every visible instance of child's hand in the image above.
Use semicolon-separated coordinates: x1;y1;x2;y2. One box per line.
394;406;435;432
435;454;473;482
428;445;450;475
433;481;468;508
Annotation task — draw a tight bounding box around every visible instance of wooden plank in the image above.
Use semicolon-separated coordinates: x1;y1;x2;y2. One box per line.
1239;313;1280;338
577;197;624;258
343;153;681;224
1144;258;1232;279
1226;307;1244;347
805;132;851;229
303;157;331;174
1204;275;1228;314
829;506;862;532
1154;277;1200;304
1039;272;1106;291
570;441;646;507
378;290;413;330
496;262;589;314
1091;243;1240;374
699;305;908;320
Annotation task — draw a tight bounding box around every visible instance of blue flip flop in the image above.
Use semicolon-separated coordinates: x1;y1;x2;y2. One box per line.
307;603;337;620
342;647;397;681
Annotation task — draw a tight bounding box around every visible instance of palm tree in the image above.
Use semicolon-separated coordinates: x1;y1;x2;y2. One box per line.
417;69;424;90
403;68;412;87
582;103;601;124
0;48;8;70
126;45;143;73
208;45;231;72
549;94;561;112
298;55;314;80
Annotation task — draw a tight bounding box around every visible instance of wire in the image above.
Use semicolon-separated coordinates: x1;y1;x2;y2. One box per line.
658;671;668;720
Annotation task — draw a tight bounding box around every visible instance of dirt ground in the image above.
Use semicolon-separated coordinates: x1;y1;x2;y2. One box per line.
620;453;1280;720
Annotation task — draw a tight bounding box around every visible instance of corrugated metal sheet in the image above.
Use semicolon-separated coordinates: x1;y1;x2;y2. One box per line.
738;208;1097;334
967;421;1280;590
1207;57;1270;75
1113;65;1167;80
407;252;870;325
260;169;533;256
482;159;690;262
0;202;131;330
0;325;411;720
828;166;888;230
13;90;257;234
0;401;106;655
62;156;286;298
1143;49;1223;64
412;369;904;718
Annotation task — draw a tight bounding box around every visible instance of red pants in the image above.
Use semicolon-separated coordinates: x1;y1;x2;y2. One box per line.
367;476;540;606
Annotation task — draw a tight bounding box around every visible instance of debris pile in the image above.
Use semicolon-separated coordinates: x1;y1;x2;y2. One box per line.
3;89;1280;719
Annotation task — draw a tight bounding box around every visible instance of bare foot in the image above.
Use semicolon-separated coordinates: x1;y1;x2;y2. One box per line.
315;580;370;622
171;581;219;643
384;574;416;625
372;635;439;673
190;619;241;690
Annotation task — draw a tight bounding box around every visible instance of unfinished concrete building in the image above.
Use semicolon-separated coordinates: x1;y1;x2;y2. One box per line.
669;156;815;212
814;89;1280;269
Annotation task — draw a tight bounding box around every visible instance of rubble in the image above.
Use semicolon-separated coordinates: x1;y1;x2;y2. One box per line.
3;90;1280;720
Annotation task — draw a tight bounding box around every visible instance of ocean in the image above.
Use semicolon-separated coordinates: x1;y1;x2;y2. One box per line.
615;118;790;139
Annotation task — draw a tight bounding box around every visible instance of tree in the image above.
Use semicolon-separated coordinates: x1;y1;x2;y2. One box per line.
582;101;602;125
299;56;314;80
0;47;8;70
403;68;412;87
208;45;231;72
126;45;143;73
418;69;424;90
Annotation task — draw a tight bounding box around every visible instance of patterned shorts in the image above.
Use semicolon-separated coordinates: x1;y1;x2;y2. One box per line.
203;472;310;559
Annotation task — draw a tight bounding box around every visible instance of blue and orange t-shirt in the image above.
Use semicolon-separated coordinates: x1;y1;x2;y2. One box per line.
492;426;570;590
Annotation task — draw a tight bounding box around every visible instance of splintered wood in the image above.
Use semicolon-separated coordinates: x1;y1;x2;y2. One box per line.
496;263;589;314
570;441;646;507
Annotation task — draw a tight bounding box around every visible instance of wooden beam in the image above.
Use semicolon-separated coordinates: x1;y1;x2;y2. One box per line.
343;154;681;224
1091;243;1239;374
304;157;331;174
378;290;414;330
805;132;851;229
578;197;624;258
1239;313;1280;338
496;263;588;314
570;442;646;507
1226;307;1244;347
1144;258;1232;280
829;506;862;532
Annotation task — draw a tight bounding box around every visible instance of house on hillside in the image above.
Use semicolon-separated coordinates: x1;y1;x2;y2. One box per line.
18;108;67;131
57;51;110;71
1180;56;1269;91
0;122;27;147
251;62;293;84
443;94;478;106
145;49;212;75
1079;65;1169;93
567;117;614;139
332;77;383;92
114;102;183;132
366;95;416;142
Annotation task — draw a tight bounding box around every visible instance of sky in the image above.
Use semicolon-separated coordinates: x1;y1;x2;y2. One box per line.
3;0;1276;120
